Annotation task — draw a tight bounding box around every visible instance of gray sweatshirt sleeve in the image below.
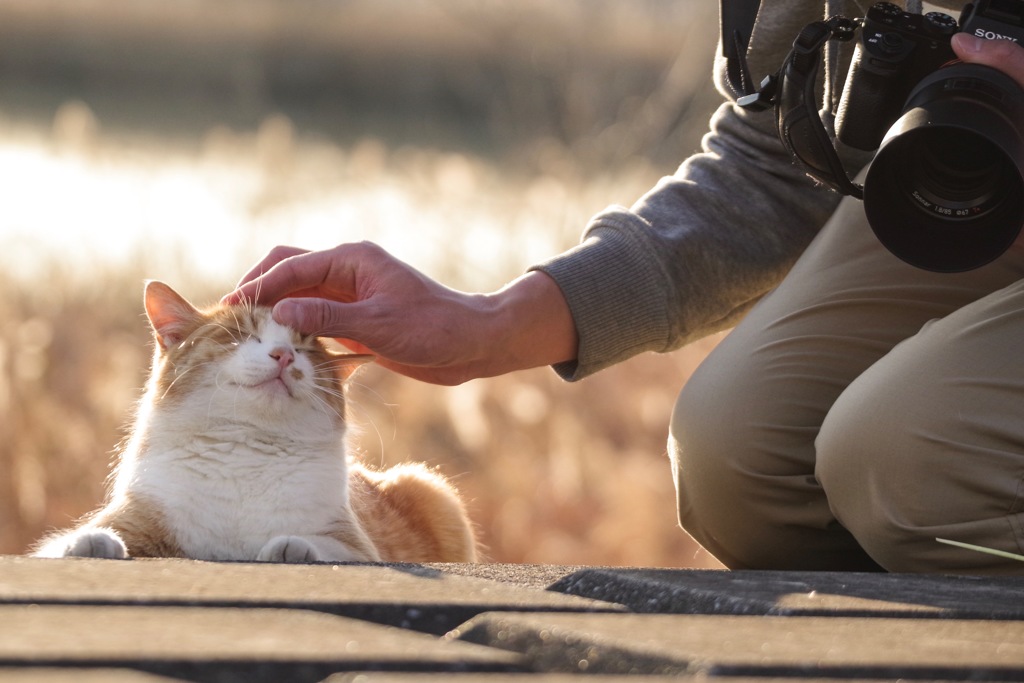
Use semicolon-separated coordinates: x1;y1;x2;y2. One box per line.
532;0;872;380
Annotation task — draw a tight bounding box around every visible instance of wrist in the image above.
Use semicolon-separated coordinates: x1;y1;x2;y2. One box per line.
482;270;578;375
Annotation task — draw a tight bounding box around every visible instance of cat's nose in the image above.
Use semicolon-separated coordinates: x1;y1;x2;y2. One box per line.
269;347;294;369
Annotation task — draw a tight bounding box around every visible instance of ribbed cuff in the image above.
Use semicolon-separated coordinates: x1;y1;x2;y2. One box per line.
530;213;673;381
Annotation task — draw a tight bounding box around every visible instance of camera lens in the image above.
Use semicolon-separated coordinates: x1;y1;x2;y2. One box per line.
898;131;1011;221
863;63;1024;272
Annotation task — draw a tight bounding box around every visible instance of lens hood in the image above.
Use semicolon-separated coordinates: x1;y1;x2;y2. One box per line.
863;63;1024;272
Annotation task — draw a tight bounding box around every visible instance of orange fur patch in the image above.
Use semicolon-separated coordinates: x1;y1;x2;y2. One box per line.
349;461;478;563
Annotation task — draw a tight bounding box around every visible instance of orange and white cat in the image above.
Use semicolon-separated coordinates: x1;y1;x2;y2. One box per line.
33;281;477;563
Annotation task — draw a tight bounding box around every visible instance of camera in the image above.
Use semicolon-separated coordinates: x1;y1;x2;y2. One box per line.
758;1;1024;272
835;3;959;152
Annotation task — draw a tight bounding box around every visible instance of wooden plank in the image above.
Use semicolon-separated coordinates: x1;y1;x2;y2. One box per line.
0;557;619;634
452;611;1024;679
550;568;1024;619
0;670;184;683
0;605;521;683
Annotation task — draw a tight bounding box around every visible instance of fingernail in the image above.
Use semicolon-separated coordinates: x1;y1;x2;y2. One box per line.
953;32;983;53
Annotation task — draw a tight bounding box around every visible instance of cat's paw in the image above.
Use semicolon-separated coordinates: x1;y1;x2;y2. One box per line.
43;528;128;559
257;535;322;563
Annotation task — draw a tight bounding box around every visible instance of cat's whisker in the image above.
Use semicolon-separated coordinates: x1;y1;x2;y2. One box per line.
310;358;341;369
227;307;245;339
202;322;243;346
206;385;224;424
342;400;390;470
308;392;344;421
342;379;391;415
311;378;345;396
314;396;349;421
212;368;241;397
309;382;346;397
310;377;346;402
160;365;198;399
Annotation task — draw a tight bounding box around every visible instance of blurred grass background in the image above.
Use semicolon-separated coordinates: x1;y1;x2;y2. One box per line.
0;0;726;568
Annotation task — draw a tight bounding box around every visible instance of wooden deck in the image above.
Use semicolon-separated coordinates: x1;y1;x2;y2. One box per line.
2;556;1024;681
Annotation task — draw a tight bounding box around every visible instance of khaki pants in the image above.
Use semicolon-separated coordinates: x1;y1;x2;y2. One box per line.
670;191;1024;573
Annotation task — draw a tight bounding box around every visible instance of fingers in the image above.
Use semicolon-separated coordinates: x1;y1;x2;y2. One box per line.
952;33;1024;90
224;242;386;306
224;247;341;307
272;298;351;337
223;246;310;305
275;295;393;347
234;246;309;290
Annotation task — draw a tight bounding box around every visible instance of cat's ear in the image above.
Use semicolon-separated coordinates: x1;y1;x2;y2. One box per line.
144;281;203;350
327;352;375;381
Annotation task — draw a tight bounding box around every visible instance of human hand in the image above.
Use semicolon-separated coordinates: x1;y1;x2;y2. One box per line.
222;242;578;385
952;32;1024;89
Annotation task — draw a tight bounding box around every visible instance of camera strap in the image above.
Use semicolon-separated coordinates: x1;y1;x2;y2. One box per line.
721;0;762;97
739;16;864;199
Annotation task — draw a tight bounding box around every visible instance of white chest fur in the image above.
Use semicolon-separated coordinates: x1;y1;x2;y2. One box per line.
123;427;350;561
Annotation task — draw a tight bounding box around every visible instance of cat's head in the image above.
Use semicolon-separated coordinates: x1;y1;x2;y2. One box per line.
142;280;372;427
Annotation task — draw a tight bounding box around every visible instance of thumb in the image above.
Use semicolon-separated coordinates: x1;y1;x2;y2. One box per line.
273;298;360;338
952;33;1024;90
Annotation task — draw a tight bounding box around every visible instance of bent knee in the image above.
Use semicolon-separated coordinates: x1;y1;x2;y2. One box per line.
670;370;787;533
669;386;791;569
668;417;840;570
816;385;1024;572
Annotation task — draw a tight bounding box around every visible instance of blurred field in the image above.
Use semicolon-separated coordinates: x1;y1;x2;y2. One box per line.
0;0;726;568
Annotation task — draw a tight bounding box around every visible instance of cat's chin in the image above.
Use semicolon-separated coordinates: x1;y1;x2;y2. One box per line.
233;377;295;399
255;377;294;397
